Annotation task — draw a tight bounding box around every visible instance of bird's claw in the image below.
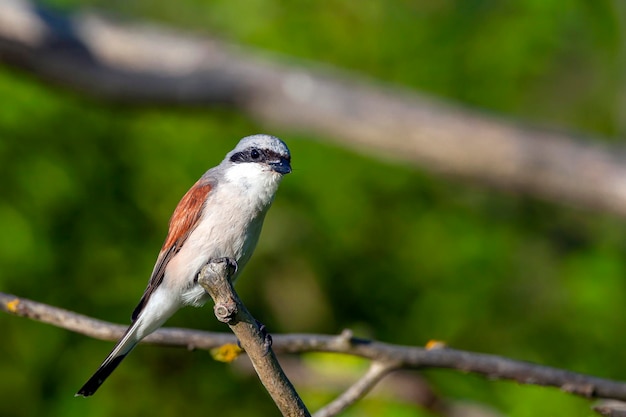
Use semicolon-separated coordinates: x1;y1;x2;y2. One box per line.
257;321;273;355
211;257;238;277
195;258;238;284
223;258;239;276
235;320;272;355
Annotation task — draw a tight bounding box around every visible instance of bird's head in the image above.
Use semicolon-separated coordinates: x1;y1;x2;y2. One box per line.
222;134;291;196
227;134;291;175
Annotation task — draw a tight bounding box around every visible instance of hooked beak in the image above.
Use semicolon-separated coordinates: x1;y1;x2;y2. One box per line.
269;157;292;175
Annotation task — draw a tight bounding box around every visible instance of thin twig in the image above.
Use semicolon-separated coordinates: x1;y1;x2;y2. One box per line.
313;360;399;417
195;259;310;417
0;291;236;349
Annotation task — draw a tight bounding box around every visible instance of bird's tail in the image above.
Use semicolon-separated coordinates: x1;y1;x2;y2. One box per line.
75;322;142;397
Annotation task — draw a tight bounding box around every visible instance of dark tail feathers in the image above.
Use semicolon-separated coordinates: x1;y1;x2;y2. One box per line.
75;354;128;397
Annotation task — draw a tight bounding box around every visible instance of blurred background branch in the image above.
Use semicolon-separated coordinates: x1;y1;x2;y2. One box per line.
2;0;626;217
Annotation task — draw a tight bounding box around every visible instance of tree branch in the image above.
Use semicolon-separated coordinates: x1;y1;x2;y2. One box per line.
3;290;626;416
594;400;626;417
312;360;399;417
196;259;310;417
2;1;626;216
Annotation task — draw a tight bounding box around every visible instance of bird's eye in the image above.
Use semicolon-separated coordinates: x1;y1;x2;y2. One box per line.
250;149;260;159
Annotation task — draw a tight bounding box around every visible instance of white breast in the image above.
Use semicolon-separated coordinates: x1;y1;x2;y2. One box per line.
164;165;283;307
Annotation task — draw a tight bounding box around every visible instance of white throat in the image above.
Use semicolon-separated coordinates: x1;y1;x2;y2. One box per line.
224;163;283;211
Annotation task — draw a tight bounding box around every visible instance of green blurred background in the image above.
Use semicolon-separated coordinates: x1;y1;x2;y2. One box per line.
1;1;624;416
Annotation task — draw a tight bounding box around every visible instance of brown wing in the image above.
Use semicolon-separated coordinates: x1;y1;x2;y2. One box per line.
131;180;213;321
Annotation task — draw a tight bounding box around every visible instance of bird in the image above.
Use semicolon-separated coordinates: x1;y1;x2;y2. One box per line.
76;134;291;397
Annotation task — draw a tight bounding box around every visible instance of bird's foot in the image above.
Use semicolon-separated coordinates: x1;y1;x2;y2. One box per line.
197;258;238;283
257;320;273;355
235;320;272;355
219;257;239;277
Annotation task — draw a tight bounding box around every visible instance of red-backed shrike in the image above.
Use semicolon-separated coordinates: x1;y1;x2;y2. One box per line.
76;134;291;397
